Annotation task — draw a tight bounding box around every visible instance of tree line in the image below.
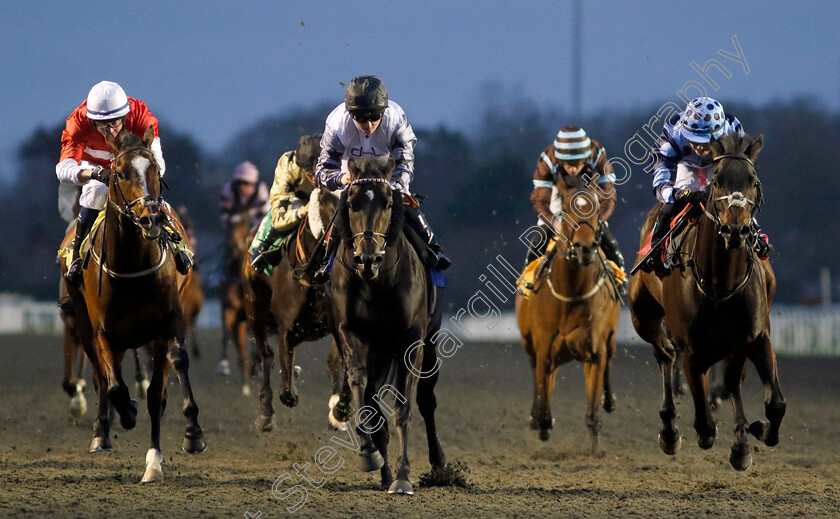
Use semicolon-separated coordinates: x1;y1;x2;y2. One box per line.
5;95;837;307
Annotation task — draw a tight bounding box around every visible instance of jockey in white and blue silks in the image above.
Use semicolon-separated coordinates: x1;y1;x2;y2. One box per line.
640;97;773;275
311;75;450;283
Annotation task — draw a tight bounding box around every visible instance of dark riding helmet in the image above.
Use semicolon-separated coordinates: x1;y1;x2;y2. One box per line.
344;76;388;115
294;133;323;171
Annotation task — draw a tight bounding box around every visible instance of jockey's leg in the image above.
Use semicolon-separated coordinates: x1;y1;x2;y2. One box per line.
66;206;99;285
523;223;550;269
311;228;338;285
249;212;283;271
750;218;774;259
640;202;681;275
404;206;451;270
598;220;625;269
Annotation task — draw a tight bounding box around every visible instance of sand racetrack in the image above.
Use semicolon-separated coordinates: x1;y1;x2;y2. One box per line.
1;330;838;518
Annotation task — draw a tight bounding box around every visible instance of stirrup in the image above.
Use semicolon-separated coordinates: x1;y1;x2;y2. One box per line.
310;259;331;285
66;258;84;286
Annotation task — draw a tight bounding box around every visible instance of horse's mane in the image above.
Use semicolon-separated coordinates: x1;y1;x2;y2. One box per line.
117;130;145;149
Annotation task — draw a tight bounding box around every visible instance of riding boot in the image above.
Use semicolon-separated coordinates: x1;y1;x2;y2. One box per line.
406;207;451;270
599;220;626;296
523;226;550;269
640;203;677;276
751;219;775;259
311;231;338;285
65;207;98;286
599;220;625;269
250;225;283;272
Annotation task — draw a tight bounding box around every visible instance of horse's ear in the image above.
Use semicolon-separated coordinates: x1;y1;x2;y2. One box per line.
104;131;120;155
745;134;764;162
143;125;155;149
347;157;359;179
709;136;724;159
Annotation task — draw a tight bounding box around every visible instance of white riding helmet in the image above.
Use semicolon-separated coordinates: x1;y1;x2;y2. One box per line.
232;161;259;183
86;81;130;120
679;97;726;144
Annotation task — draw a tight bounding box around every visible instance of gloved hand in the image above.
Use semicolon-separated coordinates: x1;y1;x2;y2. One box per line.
90;166;111;184
675;188;706;205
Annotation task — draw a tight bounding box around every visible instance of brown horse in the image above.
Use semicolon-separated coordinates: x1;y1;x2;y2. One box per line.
60;127;205;482
243;187;351;431
516;184;621;453
59;276;88;418
218;208;253;395
628;133;783;470
330;155;446;495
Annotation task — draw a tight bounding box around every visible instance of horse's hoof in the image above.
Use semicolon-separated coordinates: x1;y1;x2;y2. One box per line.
658;432;682;455
328;394;340;410
729;443;753;471
242;384;251;397
603;394;617;413
359;450;385;472
182;435;207;454
120;400;138;430
528;416;540;431
142;448;163;482
89;437;113;453
279;391;299;408
538;429;550;441
255;415;274;432
329;411;348;431
387;479;415;495
748;420;772;444
70;393;87;418
217;359;231;376
697;426;718;450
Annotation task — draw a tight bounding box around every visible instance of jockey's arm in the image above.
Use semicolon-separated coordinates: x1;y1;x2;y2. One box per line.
269;159;304;232
530;148;555;224
598;182;616;220
390;119;417;192
315;128;346;191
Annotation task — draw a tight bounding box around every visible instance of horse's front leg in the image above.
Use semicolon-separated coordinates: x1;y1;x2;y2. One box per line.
387;334;423;495
747;333;786;448
328;339;351;431
142;340;171;482
62;321;87;418
235;315;251;396
583;353;607;455
602;333;617;413
337;324;382;473
723;352;752;470
654;338;681;455
217;289;234;376
685;352;717;450
529;332;558;441
166;336;207;455
277;332;300;408
95;335;137;431
253;318;275;431
416;338;446;469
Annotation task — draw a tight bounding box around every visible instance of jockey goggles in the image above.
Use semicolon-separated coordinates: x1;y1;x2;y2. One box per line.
350;110;383;123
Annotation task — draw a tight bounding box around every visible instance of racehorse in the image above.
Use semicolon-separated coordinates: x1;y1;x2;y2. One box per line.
243;187;351;431
59;277;88;418
60;127;206;482
330;155;446;495
627;133;784;470
218;208;254;395
516;184;620;453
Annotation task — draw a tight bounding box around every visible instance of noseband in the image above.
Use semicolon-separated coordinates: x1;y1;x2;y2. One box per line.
109;147;164;233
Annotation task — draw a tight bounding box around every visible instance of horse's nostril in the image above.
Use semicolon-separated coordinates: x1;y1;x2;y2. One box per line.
353;255;364;265
720;224;731;236
139;216;151;228
373;255;384;265
739;226;751;238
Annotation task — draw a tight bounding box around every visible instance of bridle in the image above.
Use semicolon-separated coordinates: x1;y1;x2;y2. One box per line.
109;147;165;233
348;178;392;262
689;152;761;301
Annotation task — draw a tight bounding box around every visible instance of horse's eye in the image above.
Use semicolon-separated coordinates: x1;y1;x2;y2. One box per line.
754;181;760;188
709;179;717;187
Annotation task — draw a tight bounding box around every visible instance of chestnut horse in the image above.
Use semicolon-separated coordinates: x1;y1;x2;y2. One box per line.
516;184;620;453
628;133;783;470
243;187;350;431
60;127;206;482
330;155;446;495
218;209;253;395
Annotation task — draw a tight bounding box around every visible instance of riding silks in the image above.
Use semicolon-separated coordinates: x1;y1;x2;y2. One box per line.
517;239;625;299
249;213;289;276
57;210;108;270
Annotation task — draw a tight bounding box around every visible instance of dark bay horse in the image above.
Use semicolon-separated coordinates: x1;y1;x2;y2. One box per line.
218;209;254;395
243;187;350;431
516;184;620;453
628;133;783;470
330;155;446;495
61;127;205;482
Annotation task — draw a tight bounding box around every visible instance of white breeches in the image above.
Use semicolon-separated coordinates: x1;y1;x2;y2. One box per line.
79;180;108;210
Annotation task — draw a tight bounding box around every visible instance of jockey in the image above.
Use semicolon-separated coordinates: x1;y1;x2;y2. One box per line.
311;75;451;283
527;126;625;271
219;161;270;234
56;81;188;285
640;97;773;275
249;134;322;272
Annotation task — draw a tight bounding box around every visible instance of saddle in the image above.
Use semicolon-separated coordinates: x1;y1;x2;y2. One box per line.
635;203;701;272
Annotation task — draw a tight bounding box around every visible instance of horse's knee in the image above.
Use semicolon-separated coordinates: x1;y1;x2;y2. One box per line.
168;345;189;371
